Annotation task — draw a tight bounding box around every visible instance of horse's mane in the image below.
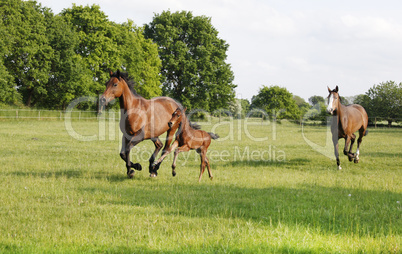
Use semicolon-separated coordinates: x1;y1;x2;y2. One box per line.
110;70;138;96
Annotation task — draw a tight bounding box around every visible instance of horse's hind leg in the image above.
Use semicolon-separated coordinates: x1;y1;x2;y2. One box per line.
344;135;355;161
354;129;364;163
348;134;356;161
198;148;211;182
205;156;213;180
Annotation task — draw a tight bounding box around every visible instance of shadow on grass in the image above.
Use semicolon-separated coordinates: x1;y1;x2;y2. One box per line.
226;158;310;167
80;180;401;240
364;152;401;158
9;169;83;178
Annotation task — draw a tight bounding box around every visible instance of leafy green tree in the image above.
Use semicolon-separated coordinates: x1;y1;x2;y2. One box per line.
251;85;300;120
144;10;236;111
293;95;310;117
118;21;162;98
60;4;121;95
0;22;20;105
61;5;162;100
0;0;53;106
308;95;325;106
42;12;92;109
366;81;402;126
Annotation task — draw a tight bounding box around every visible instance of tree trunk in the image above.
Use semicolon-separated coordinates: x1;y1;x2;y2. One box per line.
388;119;392;128
26;88;34;107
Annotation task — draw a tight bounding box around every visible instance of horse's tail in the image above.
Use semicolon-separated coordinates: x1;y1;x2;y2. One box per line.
190;122;201;130
208;132;219;140
364;129;369;136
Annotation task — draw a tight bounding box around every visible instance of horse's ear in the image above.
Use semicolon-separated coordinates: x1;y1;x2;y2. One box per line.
109;70;113;77
335;86;339;92
183;107;187;112
327;86;332;93
116;69;121;80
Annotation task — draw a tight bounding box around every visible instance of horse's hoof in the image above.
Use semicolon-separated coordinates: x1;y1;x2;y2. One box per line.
338;165;342;170
132;163;142;171
210;176;213;180
149;173;157;178
354;159;359;163
172;171;176;177
128;169;135;178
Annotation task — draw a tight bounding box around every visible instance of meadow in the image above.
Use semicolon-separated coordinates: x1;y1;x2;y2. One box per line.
0;117;400;253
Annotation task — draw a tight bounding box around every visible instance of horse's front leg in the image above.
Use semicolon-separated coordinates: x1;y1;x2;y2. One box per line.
333;137;341;170
343;135;355;161
125;130;145;178
120;136;142;172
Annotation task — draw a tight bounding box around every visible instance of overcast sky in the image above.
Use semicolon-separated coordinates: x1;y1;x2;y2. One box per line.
39;0;402;101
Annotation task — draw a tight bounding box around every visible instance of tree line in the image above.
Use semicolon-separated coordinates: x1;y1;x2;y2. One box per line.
1;1;400;125
0;1;235;111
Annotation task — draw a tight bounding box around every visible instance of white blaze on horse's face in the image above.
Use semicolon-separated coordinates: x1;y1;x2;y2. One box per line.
327;93;336;115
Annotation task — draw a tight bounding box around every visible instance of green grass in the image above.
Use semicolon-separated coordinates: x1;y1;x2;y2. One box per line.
0;118;400;253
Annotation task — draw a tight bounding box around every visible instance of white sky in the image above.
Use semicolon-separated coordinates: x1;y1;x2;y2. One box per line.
39;0;402;101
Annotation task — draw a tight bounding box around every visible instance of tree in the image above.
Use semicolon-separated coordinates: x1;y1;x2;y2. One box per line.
0;0;53;106
308;95;325;106
118;21;162;99
61;5;162;100
365;81;402;127
251;85;300;120
144;10;236;111
293;95;310;117
0;22;20;104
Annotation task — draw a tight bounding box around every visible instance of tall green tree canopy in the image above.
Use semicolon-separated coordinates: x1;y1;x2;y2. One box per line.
0;1;162;108
144;10;236;111
251;85;300;120
355;81;402;126
0;0;53;106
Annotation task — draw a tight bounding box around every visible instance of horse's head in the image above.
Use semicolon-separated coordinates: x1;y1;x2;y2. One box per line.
168;107;186;128
327;86;340;115
99;70;127;111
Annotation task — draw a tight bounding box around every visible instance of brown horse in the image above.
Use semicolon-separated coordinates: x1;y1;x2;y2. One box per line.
99;70;182;178
327;86;368;170
153;107;219;182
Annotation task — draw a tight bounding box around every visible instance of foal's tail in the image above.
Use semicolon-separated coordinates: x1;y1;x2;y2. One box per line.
208;132;219;140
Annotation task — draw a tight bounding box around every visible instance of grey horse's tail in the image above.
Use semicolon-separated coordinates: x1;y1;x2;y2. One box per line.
190;122;201;130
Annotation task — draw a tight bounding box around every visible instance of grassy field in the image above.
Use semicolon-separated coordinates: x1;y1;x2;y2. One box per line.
0;118;400;253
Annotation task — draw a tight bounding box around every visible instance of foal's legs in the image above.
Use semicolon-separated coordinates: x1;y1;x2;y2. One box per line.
151;124;180;174
198;148;213;182
171;145;190;177
152;140;179;172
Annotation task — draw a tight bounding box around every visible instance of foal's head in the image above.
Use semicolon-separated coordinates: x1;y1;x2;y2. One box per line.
168;107;186;128
327;86;340;115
